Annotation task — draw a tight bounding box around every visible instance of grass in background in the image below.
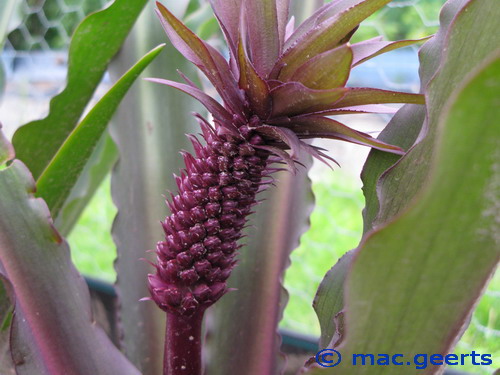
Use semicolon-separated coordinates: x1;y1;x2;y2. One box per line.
69;170;499;374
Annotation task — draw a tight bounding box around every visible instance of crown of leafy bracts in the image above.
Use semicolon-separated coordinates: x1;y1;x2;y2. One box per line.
150;0;426;167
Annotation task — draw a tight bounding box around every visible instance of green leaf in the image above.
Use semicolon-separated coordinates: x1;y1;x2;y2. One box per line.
12;0;148;179
331;88;425;108
207;166;315;375
306;49;500;375
362;0;500;231
276;0;392;80
313;251;355;349
290;45;353;90
0;148;140;375
34;44;165;218
54;132;118;236
351;36;431;67
108;5;204;374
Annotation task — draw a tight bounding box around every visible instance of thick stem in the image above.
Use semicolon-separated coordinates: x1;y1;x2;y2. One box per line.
164;310;204;375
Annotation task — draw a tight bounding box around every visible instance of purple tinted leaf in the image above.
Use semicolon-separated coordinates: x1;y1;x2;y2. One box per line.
145;78;232;123
254;144;297;172
284;0;343;51
351;36;431;66
289;44;352;89
244;0;281;77
238;36;272;118
209;0;243;52
277;0;392;80
285;115;405;154
331;88;425;108
311;104;398;116
156;2;243;114
270;82;346;117
0;160;139;375
277;0;291;47
255;125;302;158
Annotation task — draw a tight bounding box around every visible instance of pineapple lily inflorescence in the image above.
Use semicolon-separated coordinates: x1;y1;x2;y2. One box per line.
147;0;425;372
148;0;425;317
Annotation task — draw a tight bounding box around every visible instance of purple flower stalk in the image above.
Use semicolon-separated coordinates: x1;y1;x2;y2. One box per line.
146;0;426;373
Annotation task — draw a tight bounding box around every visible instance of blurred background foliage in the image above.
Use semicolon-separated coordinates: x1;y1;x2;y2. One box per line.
1;0;498;373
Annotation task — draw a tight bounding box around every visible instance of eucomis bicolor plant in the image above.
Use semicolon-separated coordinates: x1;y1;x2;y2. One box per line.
146;0;426;374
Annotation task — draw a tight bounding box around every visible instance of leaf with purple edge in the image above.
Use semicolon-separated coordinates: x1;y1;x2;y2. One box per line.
351;36;432;66
276;0;290;47
289;44;353;89
309;104;398;116
244;0;281;77
156;1;242;114
270;82;346;117
238;35;272;118
276;0;393;80
284;115;405;154
209;0;243;52
146;78;232;123
0;155;140;375
255;125;303;158
331;88;425;108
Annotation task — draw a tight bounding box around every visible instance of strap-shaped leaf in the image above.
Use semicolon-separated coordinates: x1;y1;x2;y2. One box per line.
276;0;392;80
244;0;281;77
209;0;243;51
12;0;148;179
309;104;398;116
270;82;346;117
364;0;500;231
306;50;500;375
238;35;272;118
146;78;232;122
352;36;432;66
0;151;140;375
35;45;165;218
331;87;425;108
284;115;405;154
156;1;243;115
289;44;353;89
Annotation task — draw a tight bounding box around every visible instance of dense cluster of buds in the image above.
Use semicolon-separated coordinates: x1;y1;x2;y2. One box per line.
147;0;426;317
148;119;272;315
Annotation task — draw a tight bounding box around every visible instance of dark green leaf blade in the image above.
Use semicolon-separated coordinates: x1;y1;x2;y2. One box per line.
306;50;500;375
35;44;165;218
363;0;500;231
12;0;148;179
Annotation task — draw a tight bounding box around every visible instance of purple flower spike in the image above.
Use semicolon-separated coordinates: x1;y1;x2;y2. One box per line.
148;0;427;318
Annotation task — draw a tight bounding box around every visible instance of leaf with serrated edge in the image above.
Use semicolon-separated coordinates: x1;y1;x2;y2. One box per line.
35;44;165;218
366;0;500;230
305;50;500;375
12;0;148;179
